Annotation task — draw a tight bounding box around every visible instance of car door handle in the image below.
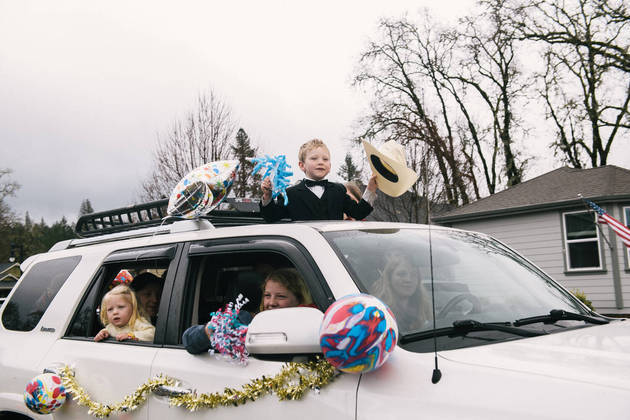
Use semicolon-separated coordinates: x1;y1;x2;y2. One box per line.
43;364;72;376
153;384;193;397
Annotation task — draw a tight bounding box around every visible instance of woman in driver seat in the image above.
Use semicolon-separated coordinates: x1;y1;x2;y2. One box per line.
372;255;431;332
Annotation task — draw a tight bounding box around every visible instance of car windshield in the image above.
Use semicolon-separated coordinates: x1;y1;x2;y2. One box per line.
323;228;587;337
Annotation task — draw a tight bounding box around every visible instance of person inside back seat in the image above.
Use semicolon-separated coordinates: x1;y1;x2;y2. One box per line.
131;272;164;325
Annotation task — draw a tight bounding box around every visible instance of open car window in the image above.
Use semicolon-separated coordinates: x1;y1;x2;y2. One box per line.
184;251;309;328
65;246;179;345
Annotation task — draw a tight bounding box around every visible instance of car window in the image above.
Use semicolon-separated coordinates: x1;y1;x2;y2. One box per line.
66;257;171;344
2;256;81;331
323;228;586;335
180;250;321;341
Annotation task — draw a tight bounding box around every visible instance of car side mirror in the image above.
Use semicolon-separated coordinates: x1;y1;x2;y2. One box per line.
246;307;323;355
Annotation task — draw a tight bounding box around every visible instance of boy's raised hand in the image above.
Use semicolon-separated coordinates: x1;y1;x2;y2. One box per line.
367;174;378;192
261;177;272;200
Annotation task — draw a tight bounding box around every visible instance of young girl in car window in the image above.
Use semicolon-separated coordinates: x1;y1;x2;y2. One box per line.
94;285;155;342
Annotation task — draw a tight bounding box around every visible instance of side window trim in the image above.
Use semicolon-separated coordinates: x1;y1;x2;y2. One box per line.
103;244;178;263
157;242;188;345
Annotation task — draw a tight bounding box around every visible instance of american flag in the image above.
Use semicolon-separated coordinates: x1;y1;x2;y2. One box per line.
584;199;630;248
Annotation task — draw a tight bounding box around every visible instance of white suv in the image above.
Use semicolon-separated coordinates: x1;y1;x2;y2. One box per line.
1;202;629;420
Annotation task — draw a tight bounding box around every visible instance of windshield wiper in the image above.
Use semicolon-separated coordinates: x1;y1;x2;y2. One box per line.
400;319;544;344
451;319;545;337
514;309;610;327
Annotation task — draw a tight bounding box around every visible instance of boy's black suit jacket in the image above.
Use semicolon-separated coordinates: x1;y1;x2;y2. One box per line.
260;180;373;222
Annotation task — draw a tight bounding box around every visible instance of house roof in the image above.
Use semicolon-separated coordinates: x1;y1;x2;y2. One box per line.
0;262;19;276
0;277;17;288
433;165;630;223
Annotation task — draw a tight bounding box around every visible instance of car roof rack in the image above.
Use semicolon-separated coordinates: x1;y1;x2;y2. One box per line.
74;197;265;238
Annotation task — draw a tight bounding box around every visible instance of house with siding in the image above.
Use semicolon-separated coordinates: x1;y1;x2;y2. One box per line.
432;165;630;315
0;262;21;305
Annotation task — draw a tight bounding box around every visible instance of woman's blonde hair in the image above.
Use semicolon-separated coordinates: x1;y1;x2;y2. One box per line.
372;255;431;329
258;268;313;312
99;285;142;328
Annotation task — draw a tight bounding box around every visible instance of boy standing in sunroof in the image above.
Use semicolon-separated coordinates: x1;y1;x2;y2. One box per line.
260;139;377;222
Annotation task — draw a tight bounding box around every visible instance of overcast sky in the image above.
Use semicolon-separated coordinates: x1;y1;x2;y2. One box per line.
1;0;628;225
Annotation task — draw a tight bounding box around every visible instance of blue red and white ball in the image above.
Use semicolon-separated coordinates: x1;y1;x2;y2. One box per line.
24;373;67;414
319;294;398;373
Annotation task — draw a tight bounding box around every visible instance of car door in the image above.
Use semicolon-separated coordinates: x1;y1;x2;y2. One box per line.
148;237;359;420
40;243;183;420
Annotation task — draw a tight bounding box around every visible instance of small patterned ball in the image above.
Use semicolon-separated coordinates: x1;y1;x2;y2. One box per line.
24;373;67;414
319;294;398;373
113;269;133;286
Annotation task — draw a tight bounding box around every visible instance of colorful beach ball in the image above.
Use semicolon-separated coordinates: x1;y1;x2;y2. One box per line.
319;294;398;373
167;160;240;219
24;373;67;415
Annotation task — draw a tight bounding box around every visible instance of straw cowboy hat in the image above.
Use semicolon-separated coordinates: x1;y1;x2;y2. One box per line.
362;140;419;197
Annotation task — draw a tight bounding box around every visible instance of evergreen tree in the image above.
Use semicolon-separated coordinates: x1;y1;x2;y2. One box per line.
79;199;94;216
337;153;360;182
24;212;32;230
39;217;76;250
230;128;261;198
1;215;76;263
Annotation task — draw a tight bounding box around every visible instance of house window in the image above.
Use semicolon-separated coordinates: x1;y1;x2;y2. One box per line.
563;210;602;270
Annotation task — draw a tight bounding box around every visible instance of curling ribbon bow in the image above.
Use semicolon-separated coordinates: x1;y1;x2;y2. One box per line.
250;155;293;205
207;295;250;364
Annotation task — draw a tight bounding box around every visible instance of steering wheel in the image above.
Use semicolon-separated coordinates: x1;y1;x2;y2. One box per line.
437;293;482;319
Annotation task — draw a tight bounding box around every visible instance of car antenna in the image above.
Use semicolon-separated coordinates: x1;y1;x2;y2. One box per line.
424;161;441;384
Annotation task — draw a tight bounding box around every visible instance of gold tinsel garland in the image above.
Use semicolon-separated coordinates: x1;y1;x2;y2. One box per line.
59;359;336;418
59;365;175;418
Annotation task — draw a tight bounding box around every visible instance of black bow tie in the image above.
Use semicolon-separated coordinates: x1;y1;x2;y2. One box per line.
304;179;328;188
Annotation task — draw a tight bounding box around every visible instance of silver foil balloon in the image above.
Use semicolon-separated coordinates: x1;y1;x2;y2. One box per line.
167;160;240;219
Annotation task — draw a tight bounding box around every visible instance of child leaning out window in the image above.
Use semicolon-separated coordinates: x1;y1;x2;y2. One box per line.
94;285;155;342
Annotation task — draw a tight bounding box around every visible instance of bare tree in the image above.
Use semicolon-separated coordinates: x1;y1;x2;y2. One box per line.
141;91;237;200
353;17;473;208
454;0;529;188
514;0;630;167
353;2;529;212
0;169;19;225
368;142;444;223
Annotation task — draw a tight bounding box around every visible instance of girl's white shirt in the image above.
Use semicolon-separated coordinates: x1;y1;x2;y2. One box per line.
105;317;155;342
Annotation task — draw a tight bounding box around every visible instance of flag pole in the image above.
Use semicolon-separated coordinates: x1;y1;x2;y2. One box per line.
577;194;614;251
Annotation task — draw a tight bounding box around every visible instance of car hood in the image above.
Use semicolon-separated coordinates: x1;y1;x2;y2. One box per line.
440;321;630;390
